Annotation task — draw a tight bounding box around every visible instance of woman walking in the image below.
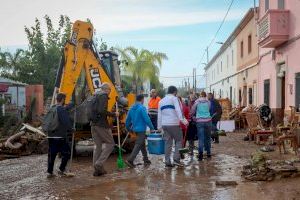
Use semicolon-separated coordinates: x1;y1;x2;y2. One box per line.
190;91;212;161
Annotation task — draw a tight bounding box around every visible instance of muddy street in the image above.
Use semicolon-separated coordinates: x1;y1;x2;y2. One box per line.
1;132;300;200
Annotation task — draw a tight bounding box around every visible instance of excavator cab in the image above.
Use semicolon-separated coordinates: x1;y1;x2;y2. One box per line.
99;51;121;87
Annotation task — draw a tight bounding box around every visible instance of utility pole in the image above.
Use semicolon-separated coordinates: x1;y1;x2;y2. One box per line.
206;46;209;64
194;68;197;93
192;68;195;91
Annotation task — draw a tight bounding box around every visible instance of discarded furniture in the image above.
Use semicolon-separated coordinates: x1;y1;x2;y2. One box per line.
245;112;274;144
218;98;232;120
276;121;298;154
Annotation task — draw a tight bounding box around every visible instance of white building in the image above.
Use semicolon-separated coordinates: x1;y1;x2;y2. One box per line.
205;37;238;106
205;9;257;107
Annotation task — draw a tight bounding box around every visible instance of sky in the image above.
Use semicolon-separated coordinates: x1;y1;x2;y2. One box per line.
0;0;256;88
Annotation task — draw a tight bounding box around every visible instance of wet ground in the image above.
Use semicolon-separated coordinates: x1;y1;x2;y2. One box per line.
1;132;300;200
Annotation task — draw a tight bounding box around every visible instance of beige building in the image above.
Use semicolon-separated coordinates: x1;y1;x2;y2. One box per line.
205;8;258;107
236;8;259;107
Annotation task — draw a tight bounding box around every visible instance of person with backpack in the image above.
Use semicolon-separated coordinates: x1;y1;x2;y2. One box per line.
190;91;212;161
125;94;155;168
208;93;222;144
45;93;74;178
157;86;188;167
89;82;119;176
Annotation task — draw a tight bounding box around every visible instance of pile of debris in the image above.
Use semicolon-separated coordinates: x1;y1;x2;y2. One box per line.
242;152;300;181
0;123;47;159
218;98;232;120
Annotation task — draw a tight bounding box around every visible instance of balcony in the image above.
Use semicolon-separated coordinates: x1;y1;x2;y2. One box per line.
258;9;289;48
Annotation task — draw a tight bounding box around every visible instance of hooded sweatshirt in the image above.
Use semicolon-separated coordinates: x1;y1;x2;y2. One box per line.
126;102;154;133
190;97;212;123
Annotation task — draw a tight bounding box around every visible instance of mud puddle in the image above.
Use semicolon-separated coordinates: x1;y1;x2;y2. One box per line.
67;154;248;200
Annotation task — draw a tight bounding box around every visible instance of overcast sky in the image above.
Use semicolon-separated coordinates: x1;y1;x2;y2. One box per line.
0;0;255;87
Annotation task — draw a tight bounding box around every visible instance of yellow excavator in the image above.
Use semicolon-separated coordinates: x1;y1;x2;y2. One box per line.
51;20;136;151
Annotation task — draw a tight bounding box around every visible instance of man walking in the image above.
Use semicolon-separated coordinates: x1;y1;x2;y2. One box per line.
208;93;222;143
90;83;118;176
157;86;188;167
148;89;161;130
125;94;155;168
190;91;212;161
47;93;74;178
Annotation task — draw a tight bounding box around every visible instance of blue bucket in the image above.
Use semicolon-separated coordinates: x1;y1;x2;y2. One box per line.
147;133;165;155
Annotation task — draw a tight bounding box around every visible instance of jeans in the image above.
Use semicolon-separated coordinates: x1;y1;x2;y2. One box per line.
47;138;71;174
196;121;212;155
211;121;219;142
127;132;149;162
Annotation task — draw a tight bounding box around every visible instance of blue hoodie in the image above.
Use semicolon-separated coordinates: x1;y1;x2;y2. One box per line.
125;102;154;133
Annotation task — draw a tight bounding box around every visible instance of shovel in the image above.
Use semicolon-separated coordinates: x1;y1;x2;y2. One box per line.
116;102;126;169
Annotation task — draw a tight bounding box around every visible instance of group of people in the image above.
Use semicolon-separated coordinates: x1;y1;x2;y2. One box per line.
125;86;222;168
45;83;222;178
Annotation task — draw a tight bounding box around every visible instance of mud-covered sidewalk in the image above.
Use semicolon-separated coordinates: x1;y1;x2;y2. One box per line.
1;132;300;200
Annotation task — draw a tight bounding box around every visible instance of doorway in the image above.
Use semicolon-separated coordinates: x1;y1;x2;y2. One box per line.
243;86;247;106
281;76;285;110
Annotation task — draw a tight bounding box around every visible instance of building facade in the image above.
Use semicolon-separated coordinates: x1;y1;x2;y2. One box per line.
236;9;259;107
205;9;257;107
257;0;300;123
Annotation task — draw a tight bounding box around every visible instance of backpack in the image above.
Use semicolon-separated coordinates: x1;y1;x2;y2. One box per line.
42;105;59;133
86;94;100;122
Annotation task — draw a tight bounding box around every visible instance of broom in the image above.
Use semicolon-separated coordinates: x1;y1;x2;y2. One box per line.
116;102;126;169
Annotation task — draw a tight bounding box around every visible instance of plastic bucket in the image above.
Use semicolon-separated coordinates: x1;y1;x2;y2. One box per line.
147;133;165;155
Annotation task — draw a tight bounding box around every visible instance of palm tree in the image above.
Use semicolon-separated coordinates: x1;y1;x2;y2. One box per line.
0;49;24;78
116;47;167;94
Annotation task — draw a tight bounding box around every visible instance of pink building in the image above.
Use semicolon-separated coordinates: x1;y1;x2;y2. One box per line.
257;0;300;124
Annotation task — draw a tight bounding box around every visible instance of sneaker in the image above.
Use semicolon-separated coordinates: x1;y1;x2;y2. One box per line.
207;154;212;159
58;170;75;177
144;160;151;165
46;173;55;178
125;160;135;168
174;160;185;167
165;163;175;168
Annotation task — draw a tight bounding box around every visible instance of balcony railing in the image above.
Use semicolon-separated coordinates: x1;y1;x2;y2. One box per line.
258;9;289;48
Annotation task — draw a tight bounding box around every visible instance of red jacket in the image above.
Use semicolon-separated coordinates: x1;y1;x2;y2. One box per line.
180;103;190;131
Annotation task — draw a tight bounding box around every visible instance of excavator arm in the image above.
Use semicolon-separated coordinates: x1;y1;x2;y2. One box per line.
53;20;118;111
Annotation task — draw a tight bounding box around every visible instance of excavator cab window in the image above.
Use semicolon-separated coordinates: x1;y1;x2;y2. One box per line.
99;51;121;86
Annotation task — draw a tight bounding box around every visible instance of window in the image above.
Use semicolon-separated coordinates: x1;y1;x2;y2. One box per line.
230;86;232;102
240;41;244;58
239;89;242;104
232;50;234;65
278;0;284;9
265;0;269;12
264;79;270;106
221;61;222;72
296;73;300;111
227;55;229;68
248;34;252;54
248;88;253;104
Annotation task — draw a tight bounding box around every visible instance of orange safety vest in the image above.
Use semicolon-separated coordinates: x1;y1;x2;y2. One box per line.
148;97;161;110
